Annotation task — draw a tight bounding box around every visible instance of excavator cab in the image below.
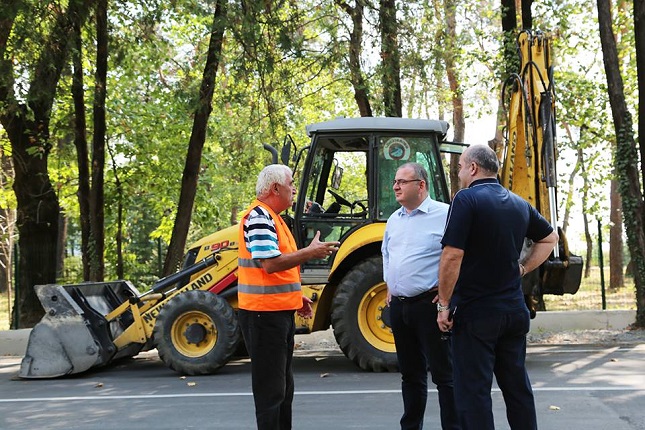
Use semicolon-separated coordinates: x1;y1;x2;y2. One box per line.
289;118;452;284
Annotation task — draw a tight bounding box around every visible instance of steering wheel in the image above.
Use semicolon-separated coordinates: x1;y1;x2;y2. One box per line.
328;190;367;216
352;200;367;212
327;189;353;208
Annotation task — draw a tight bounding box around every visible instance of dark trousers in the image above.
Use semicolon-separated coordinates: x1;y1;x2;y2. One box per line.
239;309;295;430
452;308;537;430
390;291;460;430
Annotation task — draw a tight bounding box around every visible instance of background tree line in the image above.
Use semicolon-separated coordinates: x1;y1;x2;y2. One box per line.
0;0;643;327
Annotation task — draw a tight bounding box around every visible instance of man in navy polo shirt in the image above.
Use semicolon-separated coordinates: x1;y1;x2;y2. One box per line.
435;144;558;430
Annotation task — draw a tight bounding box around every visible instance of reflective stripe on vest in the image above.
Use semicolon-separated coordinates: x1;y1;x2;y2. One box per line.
237;200;302;311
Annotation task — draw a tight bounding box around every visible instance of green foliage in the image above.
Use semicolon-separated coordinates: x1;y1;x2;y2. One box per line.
47;0;362;284
0;0;639;304
541;1;626;236
0;137;15;211
556;71;614;223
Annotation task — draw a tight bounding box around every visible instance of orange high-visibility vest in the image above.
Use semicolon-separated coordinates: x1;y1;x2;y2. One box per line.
237;199;302;311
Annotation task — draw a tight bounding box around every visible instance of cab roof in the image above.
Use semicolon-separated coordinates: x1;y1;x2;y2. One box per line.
306;117;450;137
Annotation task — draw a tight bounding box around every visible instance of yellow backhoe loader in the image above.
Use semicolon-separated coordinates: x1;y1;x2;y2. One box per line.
19;30;582;379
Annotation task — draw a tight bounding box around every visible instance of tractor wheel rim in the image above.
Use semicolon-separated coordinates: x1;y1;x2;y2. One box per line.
171;310;218;357
357;282;395;352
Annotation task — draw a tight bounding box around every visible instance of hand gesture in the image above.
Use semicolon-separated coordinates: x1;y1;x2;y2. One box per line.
307;231;340;259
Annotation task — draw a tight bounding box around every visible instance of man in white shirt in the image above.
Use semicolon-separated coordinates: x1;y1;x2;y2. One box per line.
382;162;460;430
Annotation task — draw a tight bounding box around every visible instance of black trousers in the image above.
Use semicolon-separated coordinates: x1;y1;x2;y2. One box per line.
452;308;536;430
390;291;460;430
239;309;296;430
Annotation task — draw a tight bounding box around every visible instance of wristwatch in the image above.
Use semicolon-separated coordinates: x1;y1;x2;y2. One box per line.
436;302;450;312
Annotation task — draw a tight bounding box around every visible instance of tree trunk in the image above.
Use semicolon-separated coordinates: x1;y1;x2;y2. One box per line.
494;0;519;161
580;144;593;278
230;205;239;227
606;0;627;293
0;0;91;327
520;0;533;29
598;0;645;327
105;139;125;279
501;0;518;80
609;176;625;290
89;0;108;281
379;0;402;117
10;130;59;327
56;215;67;280
163;0;227;275
71;17;91;281
560;124;582;234
111;150;125;279
335;0;372;117
443;0;464;196
636;0;645;192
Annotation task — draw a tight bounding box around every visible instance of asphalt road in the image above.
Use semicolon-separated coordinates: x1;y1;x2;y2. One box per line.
1;344;645;430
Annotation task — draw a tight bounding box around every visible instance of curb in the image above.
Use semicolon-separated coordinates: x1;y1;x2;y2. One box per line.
530;309;636;332
0;329;31;358
0;310;637;358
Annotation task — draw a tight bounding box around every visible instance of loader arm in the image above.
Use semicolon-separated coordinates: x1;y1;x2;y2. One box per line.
19;253;222;379
499;30;583;312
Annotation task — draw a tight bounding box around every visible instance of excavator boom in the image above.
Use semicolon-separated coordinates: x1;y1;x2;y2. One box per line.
500;30;583;307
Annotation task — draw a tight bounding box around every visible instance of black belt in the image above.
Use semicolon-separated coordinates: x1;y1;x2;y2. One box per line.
394;289;437;303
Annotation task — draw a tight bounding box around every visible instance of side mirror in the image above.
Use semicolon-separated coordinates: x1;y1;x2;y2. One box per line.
331;164;343;189
281;134;296;166
281;142;291;166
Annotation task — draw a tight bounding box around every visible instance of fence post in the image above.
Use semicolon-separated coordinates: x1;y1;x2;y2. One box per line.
158;237;162;276
597;219;606;310
12;241;18;328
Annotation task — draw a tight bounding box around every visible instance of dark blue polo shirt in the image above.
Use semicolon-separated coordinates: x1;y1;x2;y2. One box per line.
441;178;553;318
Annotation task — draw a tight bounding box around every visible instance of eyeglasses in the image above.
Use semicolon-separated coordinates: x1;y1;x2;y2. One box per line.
392;179;422;186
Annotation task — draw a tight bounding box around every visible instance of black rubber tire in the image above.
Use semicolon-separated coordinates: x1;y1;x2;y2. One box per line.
153;290;240;375
331;255;398;372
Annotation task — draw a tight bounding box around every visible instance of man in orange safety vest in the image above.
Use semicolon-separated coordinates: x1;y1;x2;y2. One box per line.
238;164;339;430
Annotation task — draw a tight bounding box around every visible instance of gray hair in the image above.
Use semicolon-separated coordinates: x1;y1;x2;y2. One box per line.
398;162;429;184
256;164;292;198
465;145;499;175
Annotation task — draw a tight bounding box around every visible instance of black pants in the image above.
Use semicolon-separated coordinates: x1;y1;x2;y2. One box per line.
452;308;536;430
390;291;460;430
239;309;295;430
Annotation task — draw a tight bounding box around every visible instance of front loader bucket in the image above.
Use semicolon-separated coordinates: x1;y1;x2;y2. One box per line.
20;281;141;379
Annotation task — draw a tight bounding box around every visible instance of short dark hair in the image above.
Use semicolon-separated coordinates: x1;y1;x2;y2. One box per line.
399;162;429;184
466;145;499;175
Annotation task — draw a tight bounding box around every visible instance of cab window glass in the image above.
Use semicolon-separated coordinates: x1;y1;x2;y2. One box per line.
377;135;448;220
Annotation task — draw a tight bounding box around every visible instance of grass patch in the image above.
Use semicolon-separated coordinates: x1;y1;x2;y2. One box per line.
544;266;636;311
0;292;9;331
